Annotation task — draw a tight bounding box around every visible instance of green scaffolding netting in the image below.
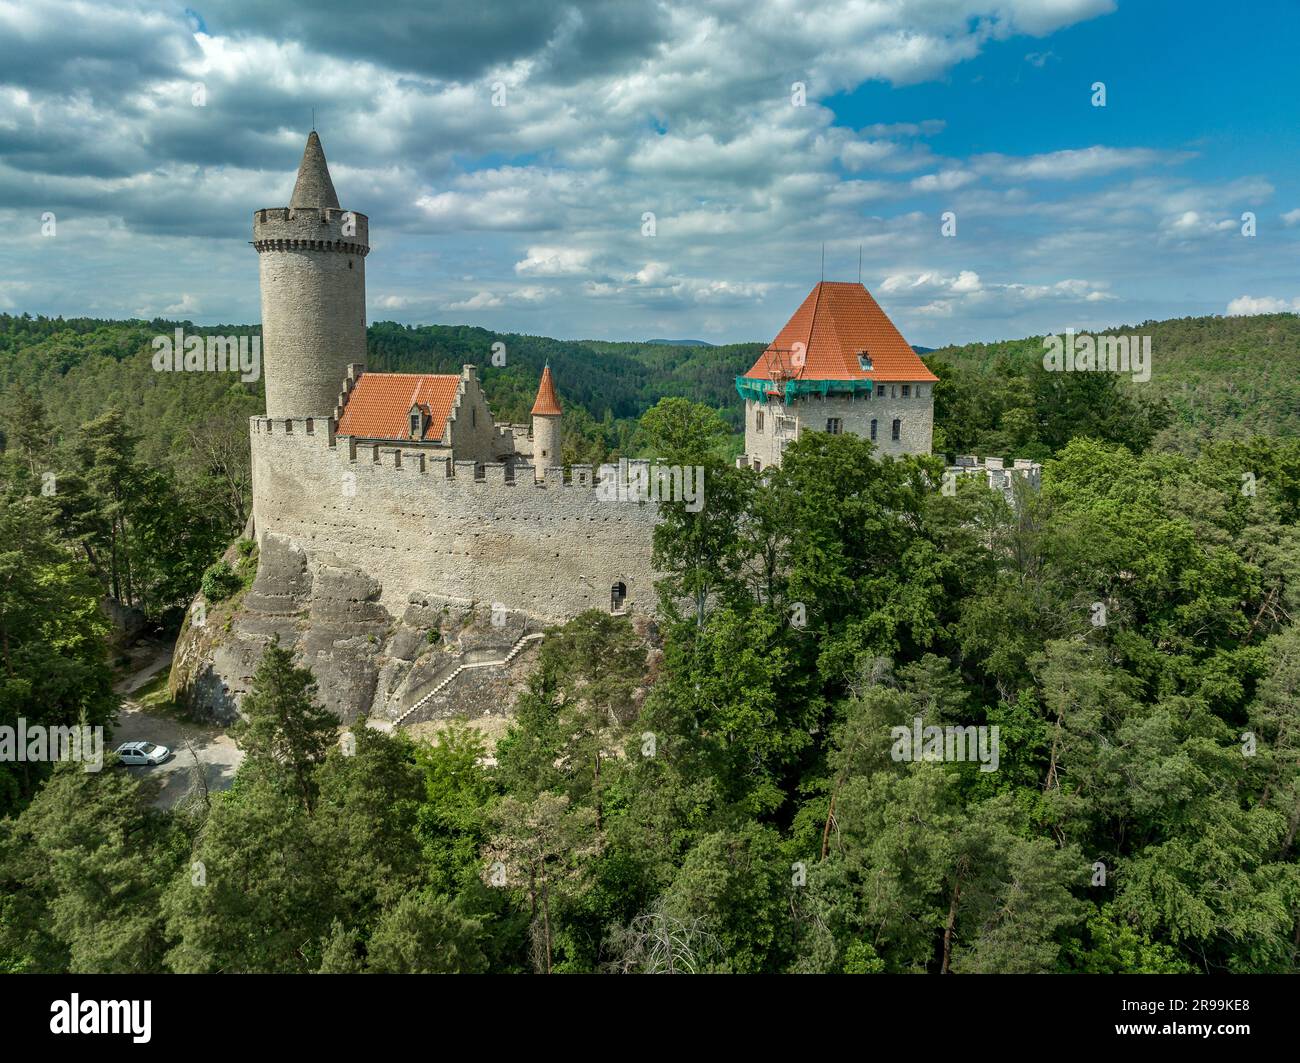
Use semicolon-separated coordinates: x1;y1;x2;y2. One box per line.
734;376;877;405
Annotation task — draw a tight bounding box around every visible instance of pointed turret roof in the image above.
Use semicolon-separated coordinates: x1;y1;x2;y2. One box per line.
531;364;562;416
290;131;340;210
741;281;937;384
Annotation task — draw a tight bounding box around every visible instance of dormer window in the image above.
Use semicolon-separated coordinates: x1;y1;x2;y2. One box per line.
857;350;873;372
408;405;425;439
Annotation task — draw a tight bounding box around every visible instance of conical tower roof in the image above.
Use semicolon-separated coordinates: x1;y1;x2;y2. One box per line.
531;364;562;416
290;131;340;210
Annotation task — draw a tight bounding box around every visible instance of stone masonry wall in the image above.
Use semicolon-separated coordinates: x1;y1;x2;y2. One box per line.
446;370;515;463
250;416;660;622
743;383;934;465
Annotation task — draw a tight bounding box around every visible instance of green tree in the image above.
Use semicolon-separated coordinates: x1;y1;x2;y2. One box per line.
365;891;487;973
483;792;599;973
1;761;182;972
233;637;338;812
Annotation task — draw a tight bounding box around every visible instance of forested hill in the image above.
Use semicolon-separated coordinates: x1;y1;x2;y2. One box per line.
364;322;760;430
925;313;1300;450
0;315;761;467
4;311;1295;445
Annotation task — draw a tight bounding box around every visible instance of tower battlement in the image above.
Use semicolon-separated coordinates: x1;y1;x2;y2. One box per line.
252;207;370;253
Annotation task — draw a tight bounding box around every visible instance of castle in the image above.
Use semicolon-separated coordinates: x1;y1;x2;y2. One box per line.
169;131;1044;725
248;132;1031;628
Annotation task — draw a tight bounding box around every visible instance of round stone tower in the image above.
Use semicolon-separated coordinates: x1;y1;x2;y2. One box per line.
253;131;370;418
530;363;563;481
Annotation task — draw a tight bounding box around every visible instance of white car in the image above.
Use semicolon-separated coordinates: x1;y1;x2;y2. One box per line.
115;741;171;766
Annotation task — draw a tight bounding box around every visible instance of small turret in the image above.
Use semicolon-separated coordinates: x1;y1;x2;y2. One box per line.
530;363;563;482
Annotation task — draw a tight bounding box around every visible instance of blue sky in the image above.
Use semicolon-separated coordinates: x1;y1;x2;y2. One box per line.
2;0;1298;347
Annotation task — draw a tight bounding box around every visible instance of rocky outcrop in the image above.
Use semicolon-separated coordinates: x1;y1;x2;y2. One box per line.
168;532;543;727
100;597;146;651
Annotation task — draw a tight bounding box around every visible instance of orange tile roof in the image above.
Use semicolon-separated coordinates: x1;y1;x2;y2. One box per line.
742;281;937;384
336;373;461;442
531;364;562;416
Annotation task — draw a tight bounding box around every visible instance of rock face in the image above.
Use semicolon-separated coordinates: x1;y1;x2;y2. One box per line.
168;532;543;726
100;597;146;651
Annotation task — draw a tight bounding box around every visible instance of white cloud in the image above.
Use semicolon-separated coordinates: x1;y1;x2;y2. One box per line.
0;280;31;310
164;293;201;314
881;270;982;295
1226;295;1300;316
445;291;504;310
514;246;596;277
974;146;1190;181
1164;210;1237;237
911;170;978;193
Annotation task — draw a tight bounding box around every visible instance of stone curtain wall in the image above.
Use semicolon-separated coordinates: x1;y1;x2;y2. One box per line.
250;417;660;621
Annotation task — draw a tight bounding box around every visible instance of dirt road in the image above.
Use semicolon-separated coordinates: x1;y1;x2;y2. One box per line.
111;644;243;809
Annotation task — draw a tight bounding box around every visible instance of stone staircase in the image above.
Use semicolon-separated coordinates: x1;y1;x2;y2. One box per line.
391;631;545;728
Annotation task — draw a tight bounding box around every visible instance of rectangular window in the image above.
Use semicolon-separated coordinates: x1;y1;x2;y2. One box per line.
891;418;901;441
870;419;878;441
891;385;898;398
901;385;910;398
756;410;764;432
826;418;842;435
876;384;886;397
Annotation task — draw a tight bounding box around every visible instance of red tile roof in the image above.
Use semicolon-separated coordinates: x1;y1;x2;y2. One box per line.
531;364;562;416
742;281;937;384
336;373;461;442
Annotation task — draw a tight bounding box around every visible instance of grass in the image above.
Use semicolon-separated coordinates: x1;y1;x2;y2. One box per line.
129;668;194;723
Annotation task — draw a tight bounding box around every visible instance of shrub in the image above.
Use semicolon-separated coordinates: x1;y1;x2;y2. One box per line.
200;561;242;602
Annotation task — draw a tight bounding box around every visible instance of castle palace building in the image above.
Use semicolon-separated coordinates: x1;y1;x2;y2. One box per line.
735;280;937;470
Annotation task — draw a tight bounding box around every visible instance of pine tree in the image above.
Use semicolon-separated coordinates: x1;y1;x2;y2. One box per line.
233;636;338;812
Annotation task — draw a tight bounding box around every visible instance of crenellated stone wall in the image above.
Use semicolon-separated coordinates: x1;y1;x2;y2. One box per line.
250;416;661;622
